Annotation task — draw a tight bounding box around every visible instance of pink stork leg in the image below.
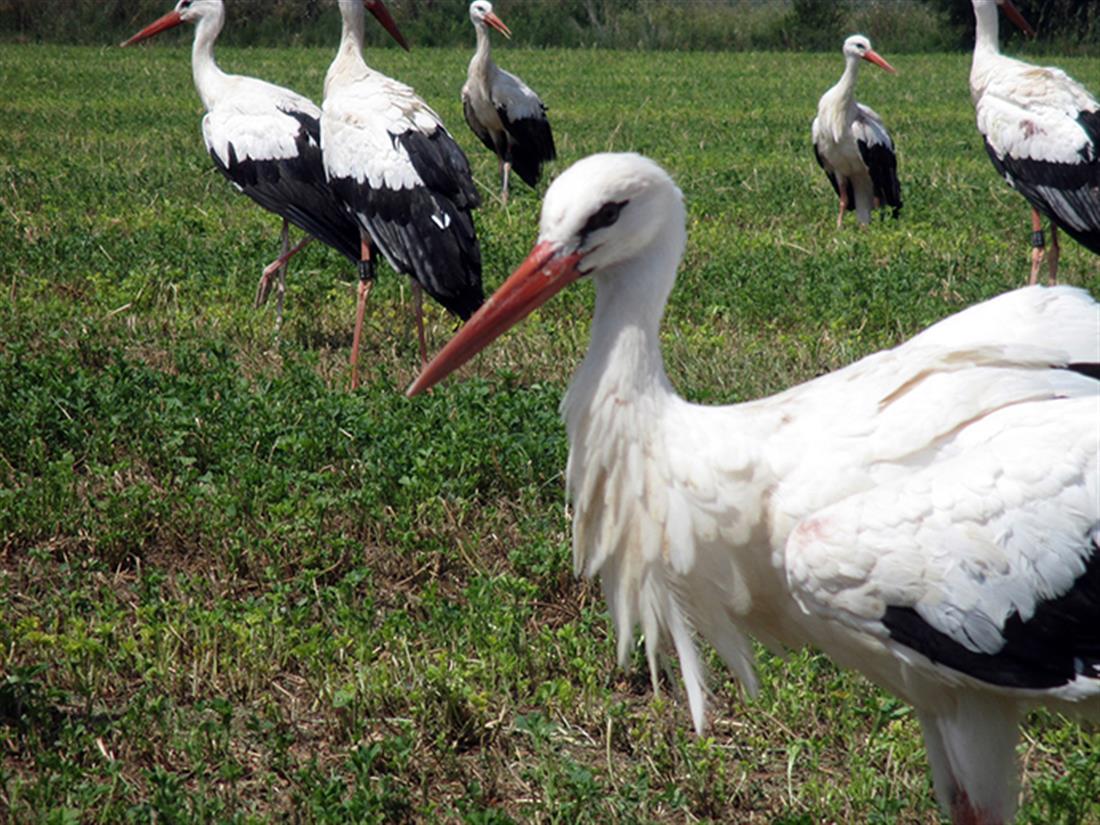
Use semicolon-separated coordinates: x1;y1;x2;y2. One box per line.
837;181;849;229
501;159;512;206
1029;208;1045;286
349;232;375;391
1047;223;1059;285
256;233;313;309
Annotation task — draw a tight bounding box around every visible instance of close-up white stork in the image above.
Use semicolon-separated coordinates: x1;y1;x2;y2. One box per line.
121;0;386;328
971;0;1100;285
812;35;902;227
462;0;557;205
409;153;1100;825
323;0;484;389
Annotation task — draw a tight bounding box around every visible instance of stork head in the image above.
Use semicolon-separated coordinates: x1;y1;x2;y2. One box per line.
469;0;512;39
121;0;223;45
842;35;896;74
407;154;684;397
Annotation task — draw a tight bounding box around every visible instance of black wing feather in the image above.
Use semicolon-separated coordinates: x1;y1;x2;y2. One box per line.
883;528;1100;690
498;104;556;188
857;139;902;219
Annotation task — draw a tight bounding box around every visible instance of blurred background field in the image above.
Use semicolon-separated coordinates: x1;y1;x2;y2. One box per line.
2;0;1099;52
1;33;1098;825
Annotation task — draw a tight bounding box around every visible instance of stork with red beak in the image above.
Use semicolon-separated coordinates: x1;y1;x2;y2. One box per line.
971;0;1100;284
461;0;557;205
812;35;902;227
409;153;1100;825
122;0;404;328
323;0;484;389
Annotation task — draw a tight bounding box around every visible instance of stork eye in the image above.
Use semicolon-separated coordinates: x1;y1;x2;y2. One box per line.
581;200;627;238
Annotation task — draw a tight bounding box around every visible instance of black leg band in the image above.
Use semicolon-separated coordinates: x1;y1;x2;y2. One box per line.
1031;230;1045;249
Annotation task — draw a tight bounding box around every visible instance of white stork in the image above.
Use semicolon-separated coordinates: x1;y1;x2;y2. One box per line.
971;0;1100;285
812;35;902;227
323;0;484;390
409;153;1100;825
462;0;557;205
120;0;391;327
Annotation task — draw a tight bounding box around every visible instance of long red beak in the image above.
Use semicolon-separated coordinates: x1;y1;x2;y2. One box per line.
407;241;583;396
999;0;1037;37
120;9;183;47
365;0;410;51
484;11;512;39
862;49;897;74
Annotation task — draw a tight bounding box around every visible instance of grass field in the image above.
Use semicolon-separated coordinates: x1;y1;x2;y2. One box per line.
2;42;1099;823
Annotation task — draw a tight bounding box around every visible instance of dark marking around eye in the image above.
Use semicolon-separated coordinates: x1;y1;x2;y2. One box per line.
580;200;628;240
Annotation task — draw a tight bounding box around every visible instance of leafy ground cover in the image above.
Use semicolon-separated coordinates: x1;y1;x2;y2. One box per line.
1;44;1098;823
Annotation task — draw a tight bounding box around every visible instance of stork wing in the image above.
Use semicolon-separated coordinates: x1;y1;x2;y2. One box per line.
811;118;843;199
462;90;498;154
323;80;483;318
203;87;360;261
785;394;1100;696
977;67;1100;250
489;67;555;187
853;103;902;215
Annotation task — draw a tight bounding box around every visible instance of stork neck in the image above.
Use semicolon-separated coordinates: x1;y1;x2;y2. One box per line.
471;22;496;74
973;1;1001;55
564;219;686;428
191;9;228;111
834;55;861;108
328;0;369;91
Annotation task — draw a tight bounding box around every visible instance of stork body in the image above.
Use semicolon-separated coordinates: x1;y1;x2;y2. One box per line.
123;0;361;327
410;154;1100;825
812;35;902;227
324;0;483;388
462;0;556;205
971;0;1100;285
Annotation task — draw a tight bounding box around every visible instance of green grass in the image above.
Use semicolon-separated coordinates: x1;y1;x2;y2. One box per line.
1;43;1099;823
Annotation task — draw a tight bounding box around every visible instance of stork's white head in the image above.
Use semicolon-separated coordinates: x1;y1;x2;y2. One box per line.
120;0;224;45
469;0;512;38
537;153;684;278
174;0;222;24
842;35;896;73
407;154;686;397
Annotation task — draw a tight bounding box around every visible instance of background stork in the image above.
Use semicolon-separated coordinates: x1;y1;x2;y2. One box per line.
971;0;1100;285
122;0;381;328
410;153;1100;825
324;0;483;389
812;35;902;227
462;0;557;205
